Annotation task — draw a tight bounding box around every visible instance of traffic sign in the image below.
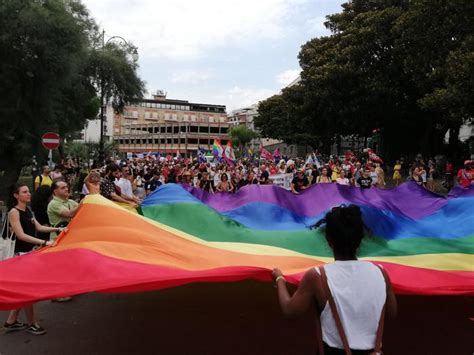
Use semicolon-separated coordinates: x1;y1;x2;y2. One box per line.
41;132;60;150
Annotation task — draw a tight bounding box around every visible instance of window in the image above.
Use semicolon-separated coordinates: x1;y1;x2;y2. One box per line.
199;126;209;133
198;139;209;145
154;139;159;144
183;114;189;121
209;116;214;123
210;127;219;134
191;115;196;121
189;138;198;144
165;113;170;120
166;126;172;133
172;114;178;121
166;138;171;144
171;105;176;110
180;138;185;144
132;111;138;118
153;112;158;119
189;125;198;133
160;127;166;133
180;125;187;132
173;138;178;144
173;126;179;134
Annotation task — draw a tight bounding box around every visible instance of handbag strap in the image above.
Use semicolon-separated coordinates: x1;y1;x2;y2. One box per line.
320;266;352;355
1;212;13;240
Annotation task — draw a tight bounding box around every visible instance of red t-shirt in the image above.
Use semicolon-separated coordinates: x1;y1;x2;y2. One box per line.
457;169;474;187
446;163;453;173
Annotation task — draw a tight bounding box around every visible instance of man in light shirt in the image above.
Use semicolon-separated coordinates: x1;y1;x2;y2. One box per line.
47;180;79;240
115;165;142;204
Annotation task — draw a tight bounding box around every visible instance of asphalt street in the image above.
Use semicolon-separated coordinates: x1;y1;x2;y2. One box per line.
0;281;472;355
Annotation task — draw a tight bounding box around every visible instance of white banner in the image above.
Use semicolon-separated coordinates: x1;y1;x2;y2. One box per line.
269;173;293;190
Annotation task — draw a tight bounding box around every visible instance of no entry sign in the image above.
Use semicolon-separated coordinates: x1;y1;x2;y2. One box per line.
41;132;60;150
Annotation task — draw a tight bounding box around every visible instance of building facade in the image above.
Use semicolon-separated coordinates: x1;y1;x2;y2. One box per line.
227;104;261;150
114;92;229;156
78;105;114;143
228;104;258;131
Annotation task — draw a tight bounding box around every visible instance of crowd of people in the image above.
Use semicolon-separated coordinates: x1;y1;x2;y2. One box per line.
78;154;473;200
29;152;474;210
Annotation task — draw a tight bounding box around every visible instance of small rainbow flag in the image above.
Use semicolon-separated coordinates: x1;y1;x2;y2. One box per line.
212;139;223;158
0;183;472;309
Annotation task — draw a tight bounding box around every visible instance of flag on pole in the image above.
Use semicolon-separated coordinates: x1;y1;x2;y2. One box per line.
223;141;236;166
212;139;223;159
259;145;273;161
198;147;207;163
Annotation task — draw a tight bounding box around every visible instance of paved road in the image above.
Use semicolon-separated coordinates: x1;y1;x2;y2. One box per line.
1;281;472;354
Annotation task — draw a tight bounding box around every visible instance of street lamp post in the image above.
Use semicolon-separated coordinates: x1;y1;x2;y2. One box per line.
98;30;138;163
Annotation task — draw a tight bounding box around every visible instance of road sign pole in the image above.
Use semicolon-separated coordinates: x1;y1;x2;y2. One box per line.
48;149;53;169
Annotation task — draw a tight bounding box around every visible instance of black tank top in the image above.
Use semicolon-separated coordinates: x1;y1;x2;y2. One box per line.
13;207;36;253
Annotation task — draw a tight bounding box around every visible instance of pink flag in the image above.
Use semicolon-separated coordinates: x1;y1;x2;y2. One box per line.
260;146;273;161
367;149;383;164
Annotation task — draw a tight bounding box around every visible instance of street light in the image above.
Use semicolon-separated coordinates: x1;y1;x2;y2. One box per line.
99;30;138;163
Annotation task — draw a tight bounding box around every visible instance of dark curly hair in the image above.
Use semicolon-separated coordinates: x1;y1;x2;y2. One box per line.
313;204;367;258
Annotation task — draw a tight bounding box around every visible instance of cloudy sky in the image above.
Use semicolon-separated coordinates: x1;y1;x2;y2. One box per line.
82;0;343;111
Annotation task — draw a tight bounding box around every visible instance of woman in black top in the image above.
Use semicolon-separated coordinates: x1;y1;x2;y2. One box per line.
4;183;63;336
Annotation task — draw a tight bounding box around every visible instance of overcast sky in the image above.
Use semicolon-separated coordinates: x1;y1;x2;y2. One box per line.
82;0;343;111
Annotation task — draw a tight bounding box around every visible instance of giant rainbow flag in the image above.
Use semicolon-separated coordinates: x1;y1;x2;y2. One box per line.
0;183;473;309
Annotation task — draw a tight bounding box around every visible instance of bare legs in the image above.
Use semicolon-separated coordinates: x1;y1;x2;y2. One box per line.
6;305;37;325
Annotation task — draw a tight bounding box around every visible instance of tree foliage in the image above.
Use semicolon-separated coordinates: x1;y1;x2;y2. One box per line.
228;125;259;148
0;0;145;199
256;0;474;160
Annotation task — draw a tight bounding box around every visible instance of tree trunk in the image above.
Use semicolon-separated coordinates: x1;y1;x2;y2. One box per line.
448;123;460;157
0;160;24;204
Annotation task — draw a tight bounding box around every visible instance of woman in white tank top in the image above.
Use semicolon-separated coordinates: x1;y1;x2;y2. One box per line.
272;204;397;355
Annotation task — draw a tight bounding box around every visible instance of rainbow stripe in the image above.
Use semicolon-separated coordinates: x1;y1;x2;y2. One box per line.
0;183;472;310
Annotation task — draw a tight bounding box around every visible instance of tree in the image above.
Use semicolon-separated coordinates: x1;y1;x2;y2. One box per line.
227;125;259;149
64;140;118;163
256;0;474;161
0;0;144;200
